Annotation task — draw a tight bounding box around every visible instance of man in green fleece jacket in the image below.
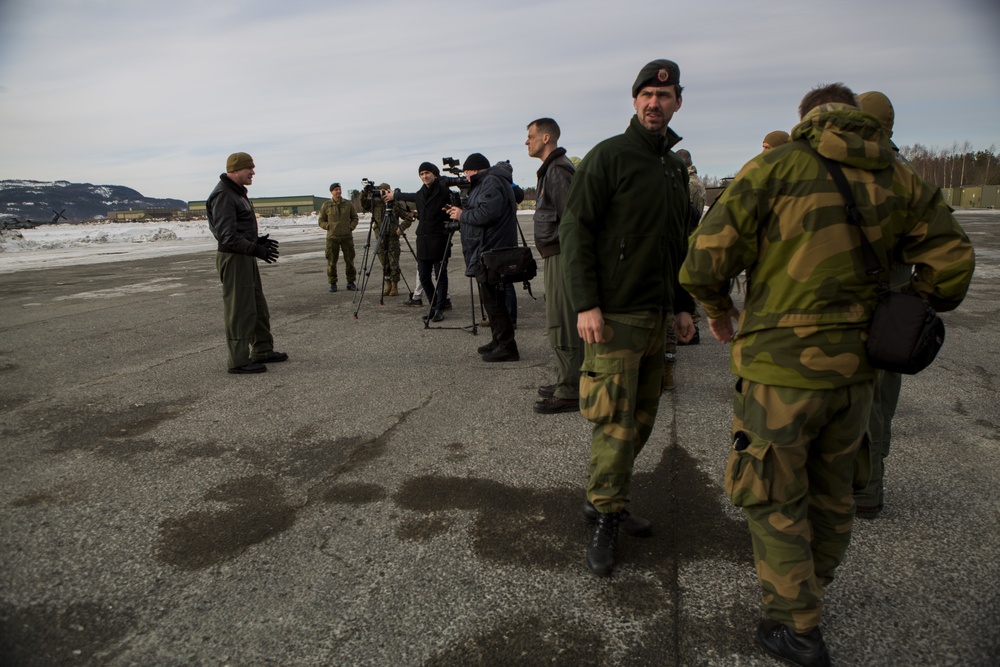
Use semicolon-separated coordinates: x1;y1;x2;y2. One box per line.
560;59;696;578
681;83;974;667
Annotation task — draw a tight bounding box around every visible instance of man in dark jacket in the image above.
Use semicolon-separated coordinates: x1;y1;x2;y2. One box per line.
560;60;696;577
206;152;288;374
446;152;519;361
526;117;580;414
385;162;452;322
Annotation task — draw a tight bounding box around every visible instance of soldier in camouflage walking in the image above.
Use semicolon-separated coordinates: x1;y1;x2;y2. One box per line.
560;59;696;577
680;83;974;666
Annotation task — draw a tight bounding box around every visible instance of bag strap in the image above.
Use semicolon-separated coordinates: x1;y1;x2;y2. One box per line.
811;151;889;291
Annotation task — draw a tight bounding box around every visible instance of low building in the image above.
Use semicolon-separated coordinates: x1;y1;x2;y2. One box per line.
107;208;182;221
187;195;327;218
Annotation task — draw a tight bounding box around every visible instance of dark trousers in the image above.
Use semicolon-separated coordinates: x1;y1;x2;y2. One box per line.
217;252;274;369
479;280;516;349
417;258;448;311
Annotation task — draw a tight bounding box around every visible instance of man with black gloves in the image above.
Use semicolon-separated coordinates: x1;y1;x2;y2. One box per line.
446;152;519;361
206;152;288;374
384;162;452;322
560;60;696;577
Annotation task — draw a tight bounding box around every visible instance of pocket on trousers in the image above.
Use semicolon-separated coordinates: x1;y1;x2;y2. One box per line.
579;356;625;424
725;432;772;507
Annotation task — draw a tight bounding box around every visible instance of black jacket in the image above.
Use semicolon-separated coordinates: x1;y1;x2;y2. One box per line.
459;166;517;278
207;175;259;255
533;147;575;258
395;179;452;261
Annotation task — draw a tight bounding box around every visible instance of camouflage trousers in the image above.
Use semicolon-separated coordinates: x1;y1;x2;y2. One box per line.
581;312;665;513
375;226;402;282
727;378;874;633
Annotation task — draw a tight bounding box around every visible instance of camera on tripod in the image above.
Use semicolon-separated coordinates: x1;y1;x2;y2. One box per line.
439;157;470;207
361;178;386;197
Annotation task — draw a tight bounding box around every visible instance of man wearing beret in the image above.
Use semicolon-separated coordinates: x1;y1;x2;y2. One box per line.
206;152;288;374
559;60;696;576
385;162;453;322
318;182;359;293
446;152;520;361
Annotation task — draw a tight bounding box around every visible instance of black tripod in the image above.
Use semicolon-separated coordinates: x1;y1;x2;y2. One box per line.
421;228;480;334
353;192;417;319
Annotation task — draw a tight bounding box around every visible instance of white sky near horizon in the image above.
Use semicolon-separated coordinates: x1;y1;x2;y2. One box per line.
0;0;998;203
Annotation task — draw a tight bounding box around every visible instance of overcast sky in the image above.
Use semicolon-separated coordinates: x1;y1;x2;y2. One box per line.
1;0;998;202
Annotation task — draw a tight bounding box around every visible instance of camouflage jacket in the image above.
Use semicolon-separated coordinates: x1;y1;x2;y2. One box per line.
362;196;412;234
687;166;706;223
318;198;358;238
680;103;975;389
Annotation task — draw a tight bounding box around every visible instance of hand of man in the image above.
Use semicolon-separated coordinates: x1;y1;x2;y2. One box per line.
256;234;269;245
674;311;696;343
446;206;463;221
255;242;279;264
383;191;394;202
708;307;740;343
577;307;605;344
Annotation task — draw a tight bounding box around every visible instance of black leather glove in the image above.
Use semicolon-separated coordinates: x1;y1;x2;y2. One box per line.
255;242;279;264
256;234;270;245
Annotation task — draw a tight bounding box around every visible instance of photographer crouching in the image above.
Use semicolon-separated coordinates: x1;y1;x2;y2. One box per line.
446;153;519;362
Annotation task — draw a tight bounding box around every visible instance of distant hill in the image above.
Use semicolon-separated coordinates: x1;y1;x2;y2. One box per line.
0;180;187;224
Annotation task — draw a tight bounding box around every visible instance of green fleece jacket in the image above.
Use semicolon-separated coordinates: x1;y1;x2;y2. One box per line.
680;103;975;389
560;115;695;316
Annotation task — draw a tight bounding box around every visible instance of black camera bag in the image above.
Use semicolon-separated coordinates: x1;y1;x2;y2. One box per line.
815;150;946;374
866;291;945;374
480;246;537;284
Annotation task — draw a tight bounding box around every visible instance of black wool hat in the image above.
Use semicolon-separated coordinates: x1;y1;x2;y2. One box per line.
418;162;440;176
462;153;490;171
632;59;681;97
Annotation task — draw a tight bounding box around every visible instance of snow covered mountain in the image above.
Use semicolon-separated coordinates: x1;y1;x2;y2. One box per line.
0;180;187;224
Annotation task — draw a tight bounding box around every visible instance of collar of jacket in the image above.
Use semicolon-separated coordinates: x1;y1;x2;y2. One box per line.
791;103;894;170
536;146;568;179
219;174;248;197
626;115;682;155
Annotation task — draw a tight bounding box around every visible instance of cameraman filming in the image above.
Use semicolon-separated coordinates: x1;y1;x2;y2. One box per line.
446;153;519;362
360;182;412;296
384;162;452;322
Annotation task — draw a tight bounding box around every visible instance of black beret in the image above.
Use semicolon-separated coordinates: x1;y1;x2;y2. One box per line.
329;182;341;190
632;59;681;97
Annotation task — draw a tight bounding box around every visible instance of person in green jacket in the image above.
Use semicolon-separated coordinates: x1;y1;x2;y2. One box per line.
560;59;696;578
680;83;975;667
317;182;359;292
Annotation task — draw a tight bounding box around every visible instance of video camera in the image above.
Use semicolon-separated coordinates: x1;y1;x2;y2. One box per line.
361;178;387;197
439;157;470;207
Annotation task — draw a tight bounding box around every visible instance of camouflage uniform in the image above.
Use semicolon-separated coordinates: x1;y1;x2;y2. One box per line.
561;115;695;513
680;103;975;632
361;193;411;283
318;197;359;286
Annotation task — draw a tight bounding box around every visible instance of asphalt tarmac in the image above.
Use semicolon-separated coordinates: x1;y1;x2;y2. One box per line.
1;211;998;666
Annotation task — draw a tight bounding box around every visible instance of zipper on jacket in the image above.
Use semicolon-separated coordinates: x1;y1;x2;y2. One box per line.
609;239;625;288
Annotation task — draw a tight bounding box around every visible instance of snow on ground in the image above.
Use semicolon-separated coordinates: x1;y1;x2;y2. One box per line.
0;213;342;274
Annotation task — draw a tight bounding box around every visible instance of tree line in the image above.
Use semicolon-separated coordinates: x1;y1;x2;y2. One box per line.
700;143;998;190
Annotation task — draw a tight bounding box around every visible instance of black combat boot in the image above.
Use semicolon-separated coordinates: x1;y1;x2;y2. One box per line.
477;340;499;354
756;619;831;667
482;343;519;362
586;510;622;577
581;501;652;537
